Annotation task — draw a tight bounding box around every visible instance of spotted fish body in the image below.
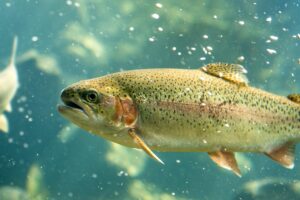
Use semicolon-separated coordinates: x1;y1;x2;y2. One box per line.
103;69;299;150
58;63;300;176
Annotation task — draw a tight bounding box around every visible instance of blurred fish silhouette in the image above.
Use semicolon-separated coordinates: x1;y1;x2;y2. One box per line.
0;37;18;133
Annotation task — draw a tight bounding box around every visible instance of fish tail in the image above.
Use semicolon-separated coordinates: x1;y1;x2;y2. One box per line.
8;36;18;67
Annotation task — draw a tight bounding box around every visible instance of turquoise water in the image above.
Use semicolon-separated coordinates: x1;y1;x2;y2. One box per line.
0;1;299;199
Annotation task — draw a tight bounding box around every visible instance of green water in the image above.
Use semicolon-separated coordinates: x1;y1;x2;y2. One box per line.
0;1;299;199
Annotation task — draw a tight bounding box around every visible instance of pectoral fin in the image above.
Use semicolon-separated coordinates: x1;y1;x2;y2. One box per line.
0;114;9;133
201;63;248;86
208;151;241;177
128;129;164;165
265;142;295;169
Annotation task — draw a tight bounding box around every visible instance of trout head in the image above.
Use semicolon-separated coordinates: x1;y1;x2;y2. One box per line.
57;78;138;147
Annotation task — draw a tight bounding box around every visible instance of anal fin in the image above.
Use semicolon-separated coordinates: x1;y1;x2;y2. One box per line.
208;151;241;177
0;114;9;133
128;129;164;165
265;142;295;169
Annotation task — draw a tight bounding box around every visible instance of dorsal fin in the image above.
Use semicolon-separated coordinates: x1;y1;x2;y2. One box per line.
287;94;300;104
200;63;249;86
8;36;18;68
265;142;295;169
208;151;241;177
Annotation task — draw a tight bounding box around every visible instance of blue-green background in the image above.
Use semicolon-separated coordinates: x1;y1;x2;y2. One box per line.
0;0;299;199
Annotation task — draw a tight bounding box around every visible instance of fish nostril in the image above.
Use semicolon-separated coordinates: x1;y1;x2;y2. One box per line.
60;88;73;101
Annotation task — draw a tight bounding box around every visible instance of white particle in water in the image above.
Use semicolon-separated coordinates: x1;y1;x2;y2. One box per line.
172;46;176;51
270;35;278;41
238;20;245;25
291;73;295;77
8;138;13;143
171;192;176;196
203;34;208;39
155;3;163;8
74;2;80;7
237;56;245;61
6;2;11;7
266;17;272;22
148;36;156;42
117;171;124;176
213;15;218;19
199;57;206;61
31;36;39;42
266;48;277;55
66;0;72;5
129;26;134;31
177;52;182;56
157;27;163;32
282;27;288;32
151;13;160;19
176;160;181;163
206;46;213;51
23;143;29;148
92;173;98;178
203;139;208;144
224;123;230;127
265;39;271;43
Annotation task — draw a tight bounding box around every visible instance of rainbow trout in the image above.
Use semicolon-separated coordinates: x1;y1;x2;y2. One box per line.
58;63;300;176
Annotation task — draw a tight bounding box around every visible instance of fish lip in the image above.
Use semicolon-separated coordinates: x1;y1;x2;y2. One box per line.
58;98;88;116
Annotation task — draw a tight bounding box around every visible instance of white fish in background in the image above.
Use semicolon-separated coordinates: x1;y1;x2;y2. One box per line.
0;37;18;133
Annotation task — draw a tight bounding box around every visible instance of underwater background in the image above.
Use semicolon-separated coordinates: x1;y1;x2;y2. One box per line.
0;0;300;199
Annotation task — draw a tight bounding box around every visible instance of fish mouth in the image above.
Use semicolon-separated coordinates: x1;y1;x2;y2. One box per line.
63;100;84;112
57;98;88;118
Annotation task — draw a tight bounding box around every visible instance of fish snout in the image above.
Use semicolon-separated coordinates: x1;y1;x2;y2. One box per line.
60;87;75;102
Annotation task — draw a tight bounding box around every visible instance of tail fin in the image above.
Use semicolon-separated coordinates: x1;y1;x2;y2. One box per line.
8;36;18;67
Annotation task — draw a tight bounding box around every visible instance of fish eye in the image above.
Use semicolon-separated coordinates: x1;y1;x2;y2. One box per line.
85;90;99;103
